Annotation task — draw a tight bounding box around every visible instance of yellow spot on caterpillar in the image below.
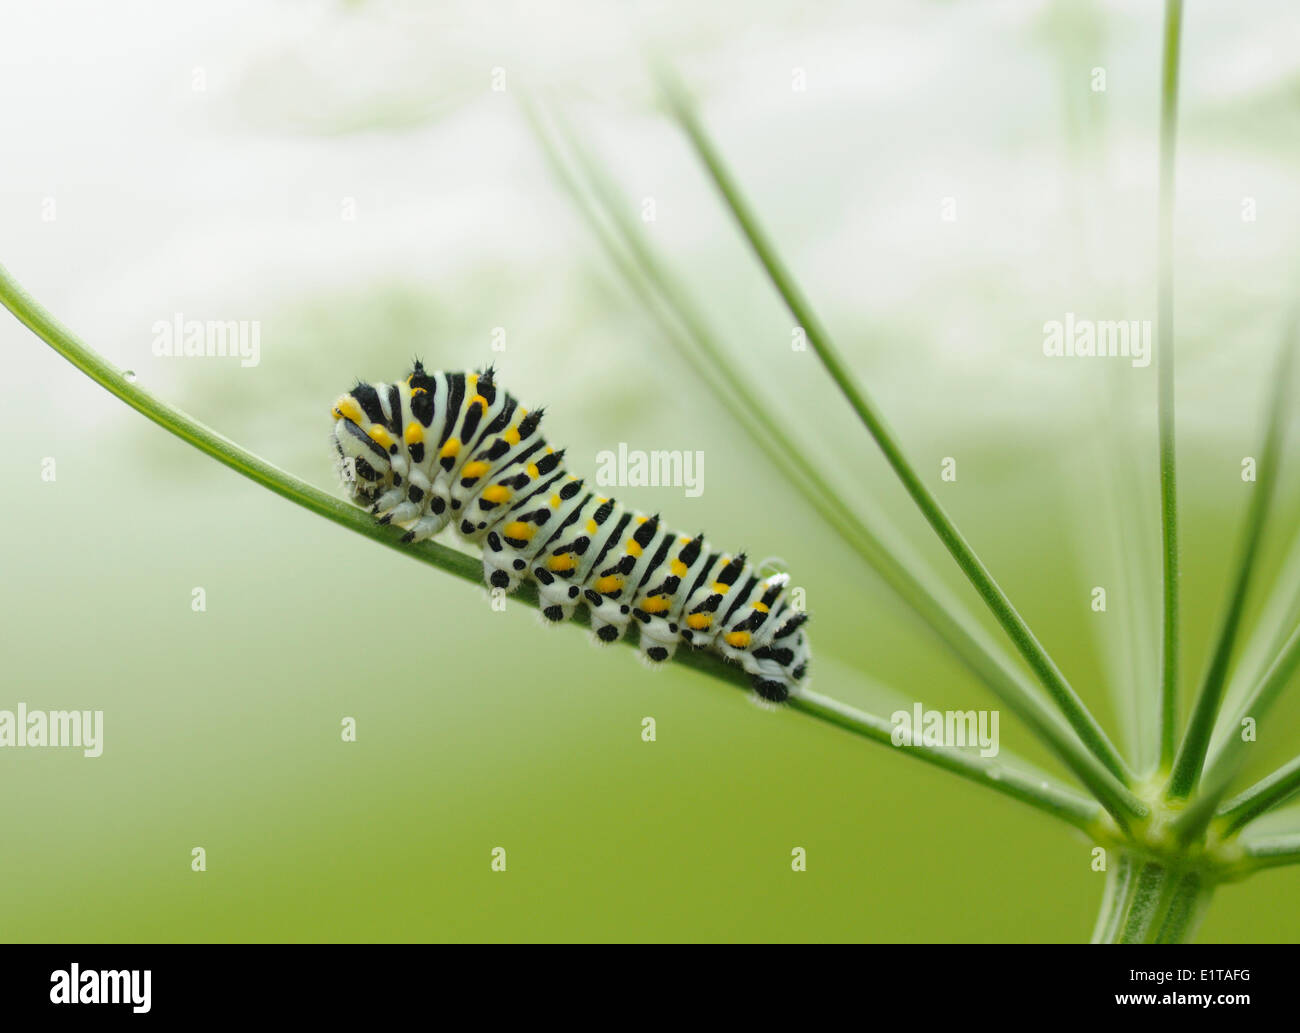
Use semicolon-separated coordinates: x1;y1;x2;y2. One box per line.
332;396;362;423
712;582;731;595
641;595;670;614
549;494;561;508
504;426;521;446
594;575;623;594
404;421;424;445
679;536;692;545
548;554;575;572
585;520;598;534
527;463;540;478
468;394;488;410
753;602;770;613
724;631;751;649
686;613;712;630
670;559;688;577
368;425;395;449
462;461;491;479
598;497;608;504
440;438;461;459
636;515;648;523
626;540;643;558
504;521;534;542
482;484;512;504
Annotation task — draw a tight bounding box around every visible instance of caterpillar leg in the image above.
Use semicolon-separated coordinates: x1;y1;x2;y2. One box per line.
584;589;631;645
377;501;423;527
750;675;794;703
482;549;528;595
533;569;582;624
634;617;680;665
638;639;677;666
588;617;626;645
399;510;450;544
370;486;407;516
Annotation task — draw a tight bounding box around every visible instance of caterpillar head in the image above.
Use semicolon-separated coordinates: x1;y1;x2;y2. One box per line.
331;392;394;505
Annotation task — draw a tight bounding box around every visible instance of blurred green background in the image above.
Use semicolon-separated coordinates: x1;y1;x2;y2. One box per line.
2;0;1298;941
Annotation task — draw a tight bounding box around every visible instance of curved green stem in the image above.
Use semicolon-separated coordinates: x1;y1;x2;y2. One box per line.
656;65;1135;796
0;259;1096;832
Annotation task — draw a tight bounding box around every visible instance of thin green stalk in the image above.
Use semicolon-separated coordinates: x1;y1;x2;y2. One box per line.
1211;531;1300;765
793;689;1100;831
1213;611;1300;759
1156;0;1185;774
1171;621;1300;841
0;259;1099;831
1217;754;1300;837
1167;327;1293;801
656;65;1134;790
1242;834;1300;872
524;93;1147;828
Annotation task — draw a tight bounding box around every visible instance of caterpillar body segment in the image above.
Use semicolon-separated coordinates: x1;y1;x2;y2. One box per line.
331;364;810;702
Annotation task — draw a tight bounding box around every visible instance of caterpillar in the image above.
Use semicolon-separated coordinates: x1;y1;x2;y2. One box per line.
330;364;810;702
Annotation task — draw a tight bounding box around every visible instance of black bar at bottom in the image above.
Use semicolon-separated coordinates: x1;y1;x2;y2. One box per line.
0;944;1283;1019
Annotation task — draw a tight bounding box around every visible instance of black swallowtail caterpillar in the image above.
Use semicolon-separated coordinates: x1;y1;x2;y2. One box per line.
330;364;810;702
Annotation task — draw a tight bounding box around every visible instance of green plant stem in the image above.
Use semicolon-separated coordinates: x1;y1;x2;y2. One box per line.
1215;617;1300;758
1213;537;1300;757
793;689;1100;830
1167;327;1292;802
0;259;1099;832
656;66;1134;792
1156;0;1185;773
522;93;1144;828
1217;755;1300;838
1091;850;1213;944
1171;621;1300;841
1242;834;1300;872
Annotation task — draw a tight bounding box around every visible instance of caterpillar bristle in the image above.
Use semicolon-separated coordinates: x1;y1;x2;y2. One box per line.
636;649;670;671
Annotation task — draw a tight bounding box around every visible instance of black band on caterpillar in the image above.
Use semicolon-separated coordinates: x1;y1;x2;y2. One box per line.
330;363;811;702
